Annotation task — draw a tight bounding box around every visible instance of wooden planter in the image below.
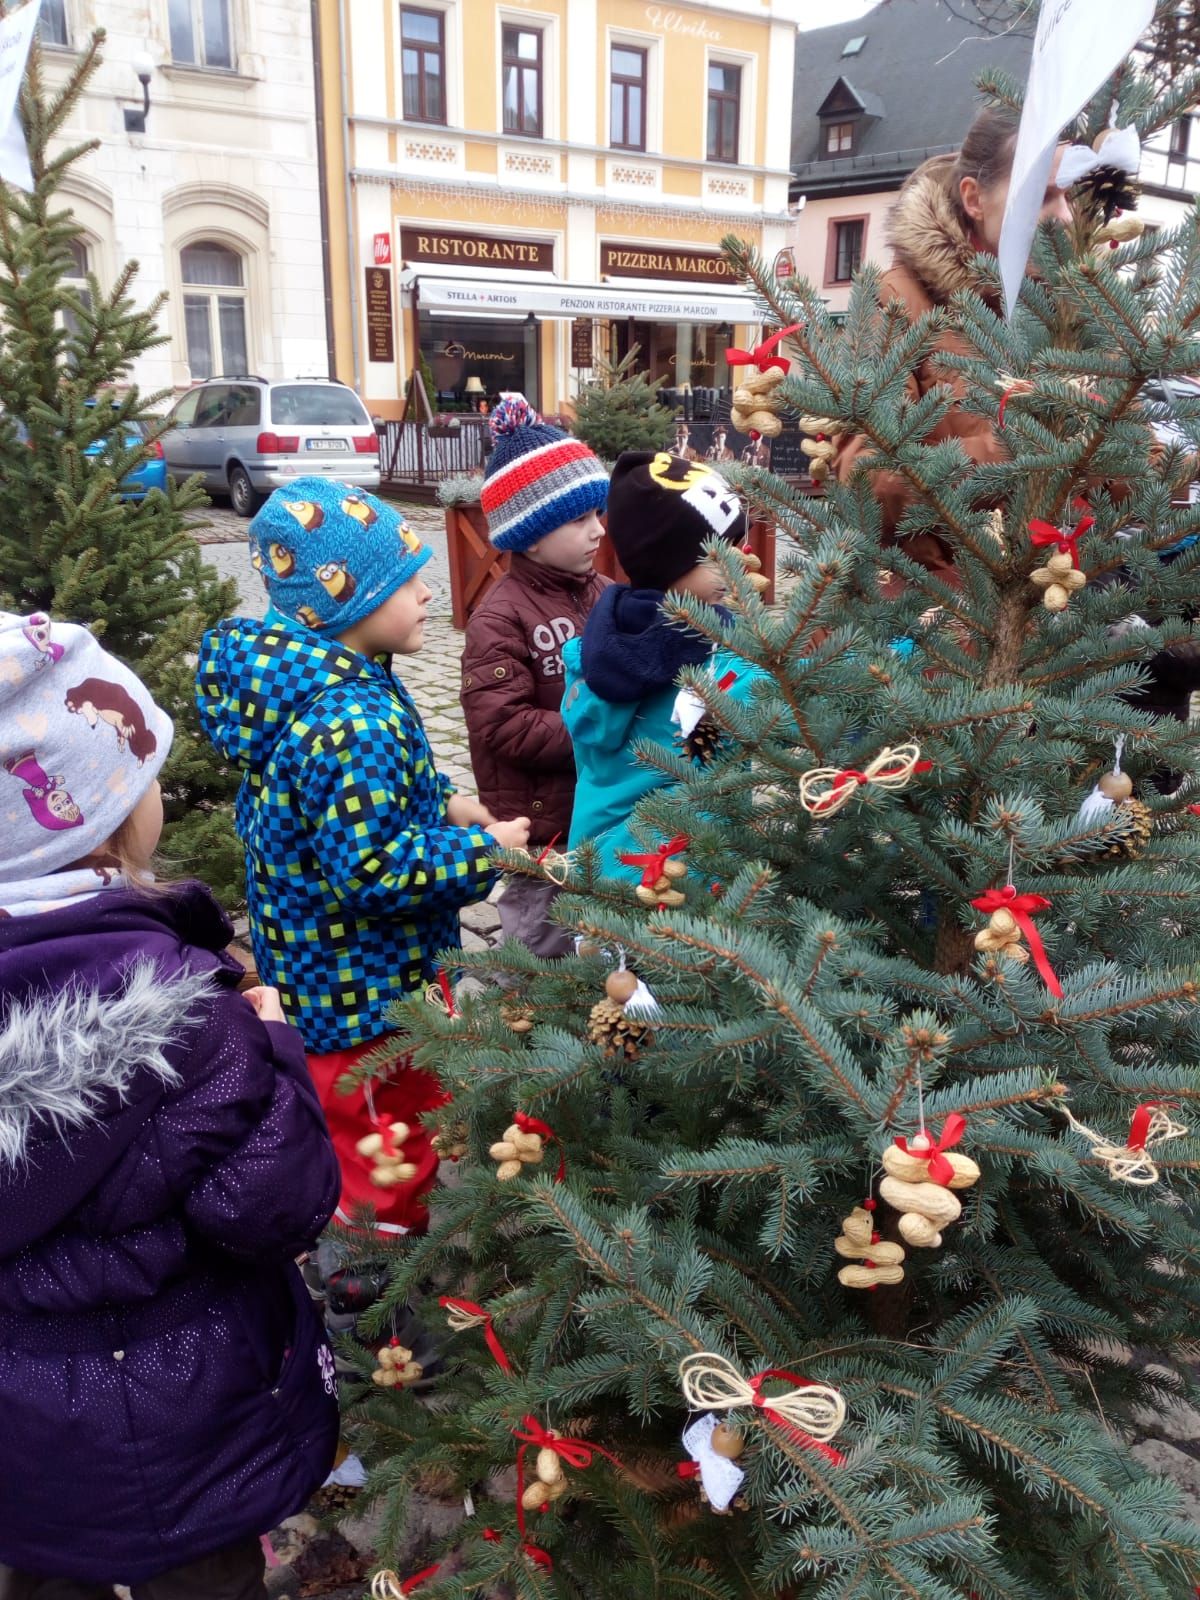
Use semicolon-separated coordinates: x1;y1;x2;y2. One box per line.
444;504;777;629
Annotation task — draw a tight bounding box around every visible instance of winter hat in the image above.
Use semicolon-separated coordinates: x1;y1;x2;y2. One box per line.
0;611;173;882
249;477;432;634
481;395;609;552
605;450;747;591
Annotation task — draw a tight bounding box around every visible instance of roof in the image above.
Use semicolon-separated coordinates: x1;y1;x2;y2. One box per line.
791;0;1034;199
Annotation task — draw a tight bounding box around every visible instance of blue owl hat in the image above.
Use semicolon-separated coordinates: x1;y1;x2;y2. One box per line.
249;478;432;635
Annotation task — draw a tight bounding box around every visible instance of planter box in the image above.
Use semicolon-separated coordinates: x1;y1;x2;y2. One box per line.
445;504;776;629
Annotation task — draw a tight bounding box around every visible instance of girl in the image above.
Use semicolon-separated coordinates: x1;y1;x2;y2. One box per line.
0;611;340;1600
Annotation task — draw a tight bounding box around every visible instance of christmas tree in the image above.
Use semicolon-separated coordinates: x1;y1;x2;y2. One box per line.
0;31;242;899
346;41;1200;1600
570;346;676;458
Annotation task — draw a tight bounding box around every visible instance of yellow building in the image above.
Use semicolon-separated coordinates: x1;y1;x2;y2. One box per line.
316;0;800;417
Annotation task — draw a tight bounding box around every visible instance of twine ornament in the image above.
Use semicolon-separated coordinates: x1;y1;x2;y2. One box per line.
439;1295;515;1374
1063;1102;1187;1185
509;835;573;887
800;742;931;817
678;1352;846;1464
424;968;457;1017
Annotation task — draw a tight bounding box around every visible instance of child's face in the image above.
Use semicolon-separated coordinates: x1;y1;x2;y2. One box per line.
338;575;432;657
670;557;728;606
526;510;605;575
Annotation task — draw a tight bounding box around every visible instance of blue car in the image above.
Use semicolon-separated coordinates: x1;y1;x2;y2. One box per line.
82;411;168;502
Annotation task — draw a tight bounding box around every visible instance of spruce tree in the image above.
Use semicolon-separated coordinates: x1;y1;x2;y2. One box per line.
346;34;1200;1600
570;346;676;458
0;30;242;900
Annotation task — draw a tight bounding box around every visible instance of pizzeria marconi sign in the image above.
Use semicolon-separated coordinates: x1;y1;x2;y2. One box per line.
400;226;553;272
600;242;739;283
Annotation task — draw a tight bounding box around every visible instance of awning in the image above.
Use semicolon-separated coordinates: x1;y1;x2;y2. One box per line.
402;268;762;325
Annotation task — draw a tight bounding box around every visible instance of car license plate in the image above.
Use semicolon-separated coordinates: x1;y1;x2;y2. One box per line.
307;439;348;451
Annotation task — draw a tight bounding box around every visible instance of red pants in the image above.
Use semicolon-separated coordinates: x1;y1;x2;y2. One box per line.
305;1038;447;1235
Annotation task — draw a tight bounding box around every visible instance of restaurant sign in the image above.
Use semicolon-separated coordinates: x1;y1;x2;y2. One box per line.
600;242;738;283
400;226;553;272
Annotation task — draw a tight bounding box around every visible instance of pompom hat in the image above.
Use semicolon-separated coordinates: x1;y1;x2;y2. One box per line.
481;395;609;553
0;610;173;881
250;477;432;634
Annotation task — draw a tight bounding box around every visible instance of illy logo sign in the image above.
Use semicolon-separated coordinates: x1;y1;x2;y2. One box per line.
372;232;392;266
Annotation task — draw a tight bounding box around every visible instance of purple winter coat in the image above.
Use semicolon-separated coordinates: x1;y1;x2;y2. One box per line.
0;881;341;1584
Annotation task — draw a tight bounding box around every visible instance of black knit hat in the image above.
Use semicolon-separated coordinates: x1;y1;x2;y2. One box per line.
605;450;747;591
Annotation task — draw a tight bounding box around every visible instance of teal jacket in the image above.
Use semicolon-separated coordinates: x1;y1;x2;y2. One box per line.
562;592;765;877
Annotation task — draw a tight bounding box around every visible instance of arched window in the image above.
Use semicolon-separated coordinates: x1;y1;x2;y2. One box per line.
62;237;93;339
181;241;248;380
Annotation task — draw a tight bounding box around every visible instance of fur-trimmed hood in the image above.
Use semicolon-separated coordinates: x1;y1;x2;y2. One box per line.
0;962;211;1168
886;166;982;307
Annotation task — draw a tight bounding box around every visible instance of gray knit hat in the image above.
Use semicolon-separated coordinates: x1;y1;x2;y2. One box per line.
0;611;173;881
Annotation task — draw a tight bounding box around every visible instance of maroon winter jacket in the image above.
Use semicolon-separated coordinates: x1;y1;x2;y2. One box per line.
461;554;610;844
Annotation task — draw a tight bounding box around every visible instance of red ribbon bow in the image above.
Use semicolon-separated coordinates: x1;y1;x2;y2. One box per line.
618;832;690;889
747;1368;847;1467
725;323;801;375
677;1460;701;1479
818;759;933;812
970;886;1064;998
515;1110;566;1182
1029;512;1095;567
512;1415;623;1547
438;1296;514;1374
398;1565;440;1594
894;1113;968;1187
1127;1100;1172;1151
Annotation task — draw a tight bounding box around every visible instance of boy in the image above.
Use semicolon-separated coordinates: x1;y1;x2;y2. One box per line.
462;395;610;956
197;478;529;1238
562;449;761;875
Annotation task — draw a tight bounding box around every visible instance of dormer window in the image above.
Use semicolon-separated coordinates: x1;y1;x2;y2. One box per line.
826;121;855;155
816;76;882;163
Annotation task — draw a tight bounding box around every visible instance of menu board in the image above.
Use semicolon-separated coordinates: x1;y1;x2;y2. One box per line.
364;267;394;364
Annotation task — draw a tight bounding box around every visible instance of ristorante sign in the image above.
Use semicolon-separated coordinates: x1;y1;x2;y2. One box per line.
400;226;553;272
600;242;739;283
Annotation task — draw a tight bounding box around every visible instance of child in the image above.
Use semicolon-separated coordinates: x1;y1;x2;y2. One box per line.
196;480;529;1238
462;395;610;956
0;611;339;1599
562;450;761;875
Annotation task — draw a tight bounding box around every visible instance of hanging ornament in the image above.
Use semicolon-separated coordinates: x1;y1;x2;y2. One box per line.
1029;509;1093;612
619;833;690;908
1073;738;1154;859
680;1412;746;1514
1094;212;1146;248
519;1427;570;1511
673;669;738;764
500;1000;535;1035
439;1295;515;1374
511;1415;624;1528
834;1202;906;1288
1077;736;1131;822
971;884;1064;997
878;1117;980;1249
726;326;800;440
679;1352;847;1465
371;1337;424;1388
489;1113;551;1181
356;1118;418;1190
734;545;771;596
799;742;931;817
798;414;847;482
424;967;457;1018
1063;1100;1187;1185
431;1118;469;1161
588;963;658;1060
1059;124;1142;225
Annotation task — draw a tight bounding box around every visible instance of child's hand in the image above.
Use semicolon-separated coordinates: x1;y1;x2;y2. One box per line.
447;793;496;829
487;817;532;851
242;985;286;1024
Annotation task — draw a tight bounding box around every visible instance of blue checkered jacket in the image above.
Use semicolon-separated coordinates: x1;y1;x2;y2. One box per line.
196;618;495;1052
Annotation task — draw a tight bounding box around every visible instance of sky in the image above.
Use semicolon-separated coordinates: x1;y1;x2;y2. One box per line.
798;0;875;26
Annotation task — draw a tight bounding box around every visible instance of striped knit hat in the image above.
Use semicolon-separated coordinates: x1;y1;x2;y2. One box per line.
481;395;609;552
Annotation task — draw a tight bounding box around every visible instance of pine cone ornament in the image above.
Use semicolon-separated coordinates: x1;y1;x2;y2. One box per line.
588;994;653;1060
1104;797;1153;858
681;716;723;764
1075;165;1141;225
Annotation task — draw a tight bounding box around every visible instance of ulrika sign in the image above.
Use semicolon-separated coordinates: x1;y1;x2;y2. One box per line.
400;226;553;272
599;242;738;284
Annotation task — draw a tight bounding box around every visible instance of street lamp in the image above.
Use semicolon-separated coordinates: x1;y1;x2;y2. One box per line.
124;53;154;134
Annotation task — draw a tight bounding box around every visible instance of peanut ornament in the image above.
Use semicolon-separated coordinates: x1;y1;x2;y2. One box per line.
973;904;1029;965
878;1119;979;1250
734;545;770;595
731;365;786;438
620;834;690;909
356;1122;418;1189
371;1338;423;1387
798;415;846;483
521;1429;570;1510
835;1203;905;1289
1029;510;1093;612
489;1120;545;1181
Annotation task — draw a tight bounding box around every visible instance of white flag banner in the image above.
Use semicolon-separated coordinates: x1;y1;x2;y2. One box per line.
0;0;40;193
999;0;1153;318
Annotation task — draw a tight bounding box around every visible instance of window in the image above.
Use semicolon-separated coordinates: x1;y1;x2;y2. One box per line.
1171;117;1191;157
61;238;92;339
38;0;69;47
841;34;867;56
502;24;543;138
270;385;371;426
707;63;741;164
825;120;855;155
169;0;233;70
401;7;446;124
611;44;647;152
181;242;248;382
832;218;865;283
170;388;202;427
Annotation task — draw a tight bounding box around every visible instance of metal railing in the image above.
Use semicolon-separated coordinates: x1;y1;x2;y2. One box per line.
377;416;491;488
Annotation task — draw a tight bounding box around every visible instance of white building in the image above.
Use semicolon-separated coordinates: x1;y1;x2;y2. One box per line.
41;0;329;396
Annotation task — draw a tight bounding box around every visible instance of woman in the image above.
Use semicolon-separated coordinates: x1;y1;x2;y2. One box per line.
834;105;1073;578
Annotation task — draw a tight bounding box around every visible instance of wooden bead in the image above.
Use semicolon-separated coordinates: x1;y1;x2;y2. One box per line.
1097;771;1133;801
710;1424;745;1460
605;970;639;1004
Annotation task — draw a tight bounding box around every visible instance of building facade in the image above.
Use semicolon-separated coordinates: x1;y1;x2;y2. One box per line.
42;0;327;395
318;0;800;418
